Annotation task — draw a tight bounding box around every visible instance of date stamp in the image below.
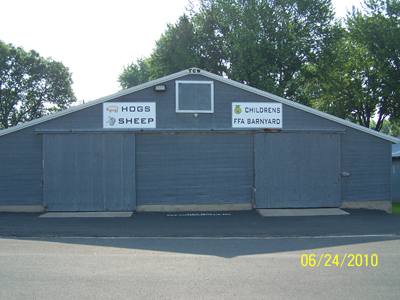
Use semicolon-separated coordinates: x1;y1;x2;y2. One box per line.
301;254;378;267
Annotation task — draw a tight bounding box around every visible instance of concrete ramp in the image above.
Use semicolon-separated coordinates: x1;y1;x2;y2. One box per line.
257;208;349;217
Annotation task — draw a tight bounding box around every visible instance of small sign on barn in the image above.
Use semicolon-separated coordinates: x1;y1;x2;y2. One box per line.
103;102;156;129
232;102;282;128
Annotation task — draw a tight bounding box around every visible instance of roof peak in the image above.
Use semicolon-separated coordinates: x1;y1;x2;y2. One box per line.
0;67;398;144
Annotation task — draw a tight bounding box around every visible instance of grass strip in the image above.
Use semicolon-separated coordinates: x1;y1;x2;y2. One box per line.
393;203;400;215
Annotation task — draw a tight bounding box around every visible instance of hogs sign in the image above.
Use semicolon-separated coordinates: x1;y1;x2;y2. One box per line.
103;102;156;129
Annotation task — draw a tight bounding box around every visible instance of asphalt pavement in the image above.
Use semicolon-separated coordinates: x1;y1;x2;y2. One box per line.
1;209;400;237
1;210;400;299
1;235;400;300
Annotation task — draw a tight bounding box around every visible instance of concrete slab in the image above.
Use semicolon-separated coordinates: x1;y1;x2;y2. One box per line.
39;212;133;218
257;208;349;217
0;205;44;213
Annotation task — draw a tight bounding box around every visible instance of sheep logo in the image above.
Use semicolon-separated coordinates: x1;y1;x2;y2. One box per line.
107;117;116;126
106;106;118;113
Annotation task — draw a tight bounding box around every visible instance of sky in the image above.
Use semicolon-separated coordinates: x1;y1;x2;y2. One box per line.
1;0;365;103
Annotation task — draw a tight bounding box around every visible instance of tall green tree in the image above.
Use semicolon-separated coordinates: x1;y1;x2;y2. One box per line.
118;57;151;89
149;15;201;79
310;29;376;124
119;0;337;92
189;1;228;75
118;15;226;88
371;119;400;136
312;0;400;131
192;0;338;101
348;0;400;130
0;41;76;129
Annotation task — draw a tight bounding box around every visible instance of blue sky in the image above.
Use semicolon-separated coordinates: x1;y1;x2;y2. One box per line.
0;0;364;102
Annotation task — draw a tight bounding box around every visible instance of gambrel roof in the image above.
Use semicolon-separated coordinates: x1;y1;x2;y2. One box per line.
1;68;398;144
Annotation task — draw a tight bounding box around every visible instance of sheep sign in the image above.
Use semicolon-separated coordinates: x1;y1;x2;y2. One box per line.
103;102;156;129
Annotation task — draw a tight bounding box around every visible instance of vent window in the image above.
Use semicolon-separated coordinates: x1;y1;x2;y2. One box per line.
176;81;214;113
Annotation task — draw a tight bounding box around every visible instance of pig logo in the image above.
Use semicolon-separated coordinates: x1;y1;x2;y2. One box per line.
107;117;116;126
106;106;118;113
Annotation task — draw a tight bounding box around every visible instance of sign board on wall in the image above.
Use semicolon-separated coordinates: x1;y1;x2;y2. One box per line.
103;102;156;129
232;102;282;128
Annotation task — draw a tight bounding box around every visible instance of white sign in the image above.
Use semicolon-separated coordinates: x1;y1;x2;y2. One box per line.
232;102;282;128
103;102;156;129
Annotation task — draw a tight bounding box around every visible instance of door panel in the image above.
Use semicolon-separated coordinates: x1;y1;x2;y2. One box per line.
255;133;340;208
43;134;135;211
136;133;253;205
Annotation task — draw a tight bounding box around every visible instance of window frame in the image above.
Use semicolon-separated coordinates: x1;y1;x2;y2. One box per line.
175;81;214;113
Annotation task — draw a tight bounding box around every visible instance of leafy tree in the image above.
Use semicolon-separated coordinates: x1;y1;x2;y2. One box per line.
120;1;337;93
119;15;209;88
149;15;201;79
191;0;338;101
118;57;152;89
371;119;400;136
312;0;400;131
310;29;376;124
347;0;400;130
0;41;76;129
189;1;228;75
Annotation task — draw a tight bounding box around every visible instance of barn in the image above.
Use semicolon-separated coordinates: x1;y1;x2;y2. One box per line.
0;68;398;213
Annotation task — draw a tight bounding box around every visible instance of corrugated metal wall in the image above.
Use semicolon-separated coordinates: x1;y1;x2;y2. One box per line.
255;133;341;208
136;133;253;206
340;128;392;202
0;127;43;206
43;134;135;211
393;159;400;203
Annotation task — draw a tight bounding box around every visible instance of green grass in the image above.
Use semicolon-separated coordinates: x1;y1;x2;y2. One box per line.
393;203;400;215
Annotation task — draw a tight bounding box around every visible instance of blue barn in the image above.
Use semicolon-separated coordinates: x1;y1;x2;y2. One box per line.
0;68;398;213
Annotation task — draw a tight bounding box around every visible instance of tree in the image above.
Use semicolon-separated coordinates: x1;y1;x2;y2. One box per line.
309;28;378;125
119;1;337;94
118;57;152;89
371;119;400;136
118;13;227;89
189;1;228;75
312;0;400;131
119;15;207;88
0;41;76;129
191;0;338;101
149;15;201;79
347;0;400;130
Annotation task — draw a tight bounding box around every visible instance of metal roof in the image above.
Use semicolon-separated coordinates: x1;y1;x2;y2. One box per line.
0;68;399;144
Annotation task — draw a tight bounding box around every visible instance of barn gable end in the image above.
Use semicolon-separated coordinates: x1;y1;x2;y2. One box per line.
0;68;397;213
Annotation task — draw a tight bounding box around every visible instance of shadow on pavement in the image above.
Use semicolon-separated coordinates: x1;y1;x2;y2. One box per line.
1;235;399;259
1;209;400;257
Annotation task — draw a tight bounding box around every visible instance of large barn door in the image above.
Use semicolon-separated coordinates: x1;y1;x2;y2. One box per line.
43;134;135;211
255;133;341;208
135;133;253;206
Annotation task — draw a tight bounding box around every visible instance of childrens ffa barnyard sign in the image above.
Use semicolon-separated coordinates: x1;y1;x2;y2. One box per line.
232;102;282;128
